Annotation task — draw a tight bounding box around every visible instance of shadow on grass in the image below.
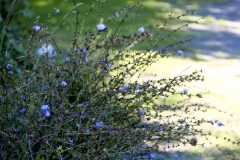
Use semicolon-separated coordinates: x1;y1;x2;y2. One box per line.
119;146;240;159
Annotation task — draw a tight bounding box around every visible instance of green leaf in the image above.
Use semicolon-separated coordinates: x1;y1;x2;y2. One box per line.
20;141;28;153
16;117;29;125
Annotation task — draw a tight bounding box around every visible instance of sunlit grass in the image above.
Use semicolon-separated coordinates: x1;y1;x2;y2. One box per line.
136;57;240;159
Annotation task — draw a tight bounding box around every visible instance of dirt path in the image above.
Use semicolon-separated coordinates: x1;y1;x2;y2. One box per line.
188;0;240;60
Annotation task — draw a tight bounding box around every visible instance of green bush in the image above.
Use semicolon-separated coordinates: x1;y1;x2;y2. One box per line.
0;0;238;159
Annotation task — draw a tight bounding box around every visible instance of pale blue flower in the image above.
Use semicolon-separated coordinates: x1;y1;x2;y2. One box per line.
178;125;184;130
43;110;50;117
85;57;88;62
149;154;156;159
73;47;77;52
183;88;188;94
81;102;88;107
20;95;25;100
177;50;183;56
41;105;49;111
8;71;13;75
6;63;11;69
138;27;145;34
108;63;111;67
60;81;67;87
64;57;70;62
13;128;19;133
96;24;107;32
55;8;60;13
158;127;163;132
20;109;26;114
115;12;119;17
136;84;141;90
217;121;224;127
96;121;103;128
32;25;41;32
139;109;146;115
119;85;128;91
68;138;73;143
81;49;87;54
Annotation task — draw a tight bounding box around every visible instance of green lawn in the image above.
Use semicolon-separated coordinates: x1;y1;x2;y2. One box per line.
29;0;228;53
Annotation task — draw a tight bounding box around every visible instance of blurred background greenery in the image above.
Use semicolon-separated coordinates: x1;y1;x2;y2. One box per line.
2;0;240;159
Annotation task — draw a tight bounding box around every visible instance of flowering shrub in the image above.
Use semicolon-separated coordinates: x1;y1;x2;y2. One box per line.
0;0;238;159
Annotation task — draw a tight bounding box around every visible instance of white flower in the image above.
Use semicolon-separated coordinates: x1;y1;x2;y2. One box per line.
138;27;145;33
37;43;57;58
41;105;49;111
96;24;107;32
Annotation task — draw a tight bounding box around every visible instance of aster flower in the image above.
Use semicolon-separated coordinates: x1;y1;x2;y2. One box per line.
136;84;141;90
183;88;188;94
60;81;67;87
115;12;119;17
96;23;107;32
108;63;112;67
8;71;13;75
55;8;60;13
217;121;224;127
138;27;145;34
177;50;183;56
32;25;41;32
139;109;146;115
96;121;103;128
